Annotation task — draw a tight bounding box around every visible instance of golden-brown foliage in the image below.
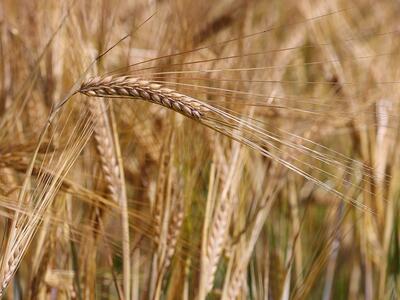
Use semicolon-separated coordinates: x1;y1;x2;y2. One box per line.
1;0;400;299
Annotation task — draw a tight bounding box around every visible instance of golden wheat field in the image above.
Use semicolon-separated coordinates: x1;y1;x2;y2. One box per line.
1;0;400;299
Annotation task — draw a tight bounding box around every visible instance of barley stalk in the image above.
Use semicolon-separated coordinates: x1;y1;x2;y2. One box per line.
87;99;131;300
87;100;121;202
203;200;230;292
79;76;211;121
198;143;241;299
164;201;184;269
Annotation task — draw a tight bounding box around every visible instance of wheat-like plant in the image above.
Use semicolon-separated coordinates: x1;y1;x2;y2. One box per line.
2;2;400;299
80;76;211;121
